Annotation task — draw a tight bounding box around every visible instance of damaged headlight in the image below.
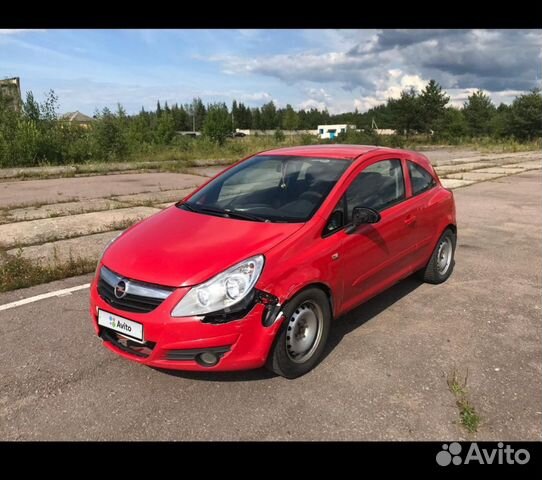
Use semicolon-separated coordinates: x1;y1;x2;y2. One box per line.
171;255;265;317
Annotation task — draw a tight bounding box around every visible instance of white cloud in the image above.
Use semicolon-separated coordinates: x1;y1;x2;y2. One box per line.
300;29;376;53
305;87;332;101
447;88;528;107
0;29;45;35
211;50;380;88
298;98;328;111
239;91;272;102
206;29;541;112
236;29;262;39
6;29;539;115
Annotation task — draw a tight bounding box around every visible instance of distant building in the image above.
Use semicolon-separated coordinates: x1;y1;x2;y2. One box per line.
0;77;22;112
317;124;356;140
177;131;202;137
60;111;94;128
235;128;318;137
374;128;396;136
359;128;397;136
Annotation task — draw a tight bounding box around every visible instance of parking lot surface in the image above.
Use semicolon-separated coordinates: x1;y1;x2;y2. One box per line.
0;170;540;440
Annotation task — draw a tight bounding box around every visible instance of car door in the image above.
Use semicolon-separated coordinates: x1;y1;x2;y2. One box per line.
404;159;440;266
324;157;420;314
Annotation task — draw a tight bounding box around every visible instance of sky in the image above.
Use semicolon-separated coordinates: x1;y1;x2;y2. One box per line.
0;29;541;115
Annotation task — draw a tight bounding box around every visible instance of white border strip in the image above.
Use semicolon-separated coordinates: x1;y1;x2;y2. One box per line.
0;283;90;312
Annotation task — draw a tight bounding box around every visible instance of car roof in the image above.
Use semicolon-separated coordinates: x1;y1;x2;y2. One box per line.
260;144;388;160
259;144;434;170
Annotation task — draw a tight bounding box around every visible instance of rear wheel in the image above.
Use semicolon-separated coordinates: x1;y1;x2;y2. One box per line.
418;228;456;284
266;288;331;379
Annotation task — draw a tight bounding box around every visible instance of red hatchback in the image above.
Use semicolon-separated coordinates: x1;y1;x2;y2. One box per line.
90;145;456;378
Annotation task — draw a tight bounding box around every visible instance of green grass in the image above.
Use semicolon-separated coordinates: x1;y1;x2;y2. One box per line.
103;217;143;232
399;136;541;153
0;249;96;292
447;368;481;434
0;215;144;292
459;401;481;433
461;138;541;153
1;135;539;181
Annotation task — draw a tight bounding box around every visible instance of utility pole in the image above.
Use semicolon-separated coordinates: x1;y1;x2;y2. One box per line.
192;99;196;133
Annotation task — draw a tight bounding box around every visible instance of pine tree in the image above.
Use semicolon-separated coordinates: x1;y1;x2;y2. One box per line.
203;103;232;145
419;80;450;134
282;104;299;130
508;89;542;140
463;90;495;136
389;88;423;136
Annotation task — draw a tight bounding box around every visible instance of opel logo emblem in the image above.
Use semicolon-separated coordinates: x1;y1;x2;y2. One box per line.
114;280;128;299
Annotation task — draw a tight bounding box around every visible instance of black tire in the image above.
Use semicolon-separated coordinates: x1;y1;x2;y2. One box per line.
418;228;456;284
266;288;331;379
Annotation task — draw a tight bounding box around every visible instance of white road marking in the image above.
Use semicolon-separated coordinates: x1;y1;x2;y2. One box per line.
0;283;90;312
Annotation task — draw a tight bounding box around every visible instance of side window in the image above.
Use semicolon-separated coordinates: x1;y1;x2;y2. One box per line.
345;159;405;220
408;161;436;196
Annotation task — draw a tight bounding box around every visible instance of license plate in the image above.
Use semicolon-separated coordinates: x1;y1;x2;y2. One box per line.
98;309;143;342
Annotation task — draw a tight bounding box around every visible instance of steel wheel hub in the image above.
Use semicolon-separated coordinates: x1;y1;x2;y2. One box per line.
286;301;323;363
436;237;452;275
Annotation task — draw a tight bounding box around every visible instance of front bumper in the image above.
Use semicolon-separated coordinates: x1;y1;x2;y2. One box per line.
89;276;284;372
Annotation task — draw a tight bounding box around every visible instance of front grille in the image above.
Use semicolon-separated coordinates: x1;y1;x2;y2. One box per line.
98;266;174;314
100;327;156;358
98;278;163;313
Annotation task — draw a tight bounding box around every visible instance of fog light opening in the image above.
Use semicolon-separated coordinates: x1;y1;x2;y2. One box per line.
196;351;220;367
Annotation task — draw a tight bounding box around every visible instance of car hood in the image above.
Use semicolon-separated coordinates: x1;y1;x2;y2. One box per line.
102;206;304;287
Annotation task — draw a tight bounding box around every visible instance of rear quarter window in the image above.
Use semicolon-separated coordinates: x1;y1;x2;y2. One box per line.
408;161;436;196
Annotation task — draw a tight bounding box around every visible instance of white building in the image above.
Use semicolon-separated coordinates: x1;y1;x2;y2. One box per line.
317;124;356;140
374;128;396;136
235;128;317;137
177;131;202;137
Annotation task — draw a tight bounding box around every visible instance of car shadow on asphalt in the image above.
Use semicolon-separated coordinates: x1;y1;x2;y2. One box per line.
155;275;423;383
321;275;423;363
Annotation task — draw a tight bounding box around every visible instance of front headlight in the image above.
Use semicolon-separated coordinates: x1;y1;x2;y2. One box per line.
171;255;265;317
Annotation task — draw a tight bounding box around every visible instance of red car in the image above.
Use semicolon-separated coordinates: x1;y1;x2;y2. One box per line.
90;145;456;378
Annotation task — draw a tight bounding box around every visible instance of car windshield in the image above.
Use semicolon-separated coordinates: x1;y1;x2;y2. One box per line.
179;155;350;223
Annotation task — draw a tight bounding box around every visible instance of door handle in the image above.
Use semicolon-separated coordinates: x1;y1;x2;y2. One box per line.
404;215;417;225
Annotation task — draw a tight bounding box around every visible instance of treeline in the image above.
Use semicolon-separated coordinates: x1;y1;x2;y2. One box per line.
144;99;332;132
358;81;542;142
0;80;540;168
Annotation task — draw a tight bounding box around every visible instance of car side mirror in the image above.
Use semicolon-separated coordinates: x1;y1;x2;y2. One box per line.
345;206;381;234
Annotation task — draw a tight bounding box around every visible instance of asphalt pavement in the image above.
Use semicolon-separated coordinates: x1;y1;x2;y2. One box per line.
0;171;540;440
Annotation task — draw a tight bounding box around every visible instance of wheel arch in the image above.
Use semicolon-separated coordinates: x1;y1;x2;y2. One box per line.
432;222;457;250
444;223;457;235
283;282;335;320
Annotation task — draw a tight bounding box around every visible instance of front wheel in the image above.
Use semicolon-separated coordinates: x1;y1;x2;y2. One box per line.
266;288;331;379
418;228;456;284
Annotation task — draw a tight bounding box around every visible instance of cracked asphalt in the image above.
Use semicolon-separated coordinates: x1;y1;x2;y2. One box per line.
0;170;540;440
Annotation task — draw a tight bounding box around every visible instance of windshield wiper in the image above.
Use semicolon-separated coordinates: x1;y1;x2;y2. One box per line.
223;209;268;222
178;201;198;212
179;202;225;217
179;202;266;222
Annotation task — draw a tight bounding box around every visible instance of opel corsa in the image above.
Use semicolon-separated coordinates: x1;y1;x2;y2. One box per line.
90;145;457;378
